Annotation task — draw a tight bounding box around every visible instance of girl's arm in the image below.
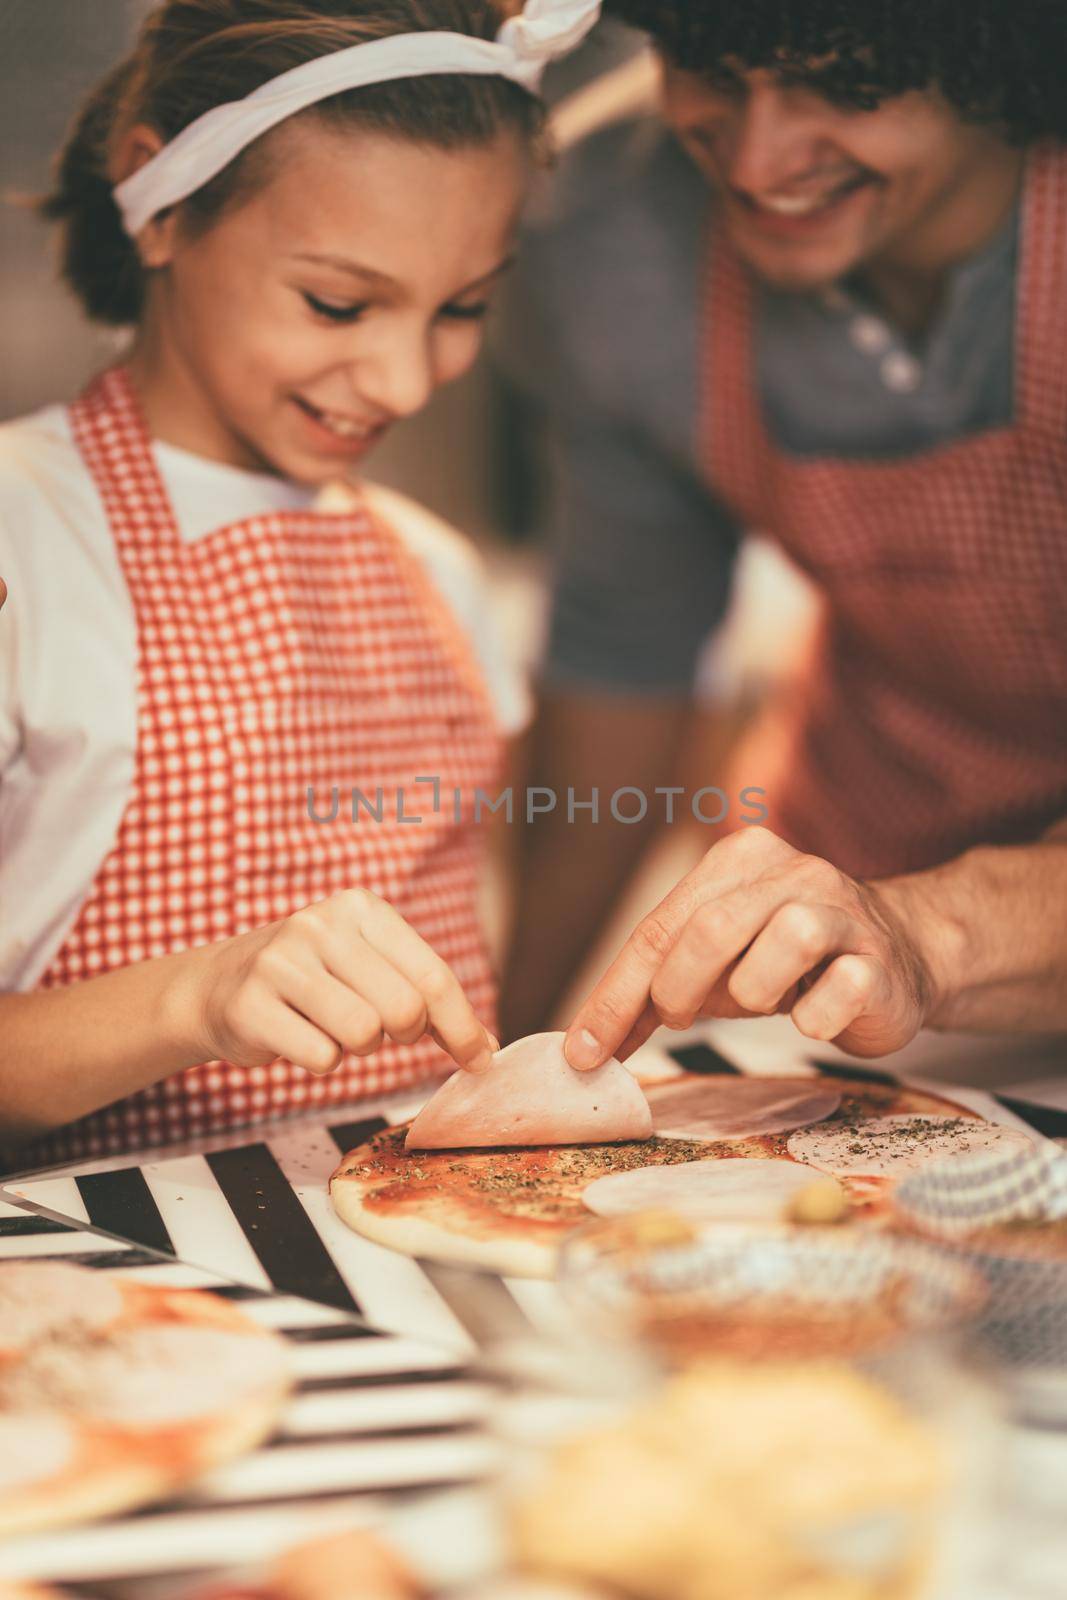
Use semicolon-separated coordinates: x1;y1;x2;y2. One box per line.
0;889;496;1142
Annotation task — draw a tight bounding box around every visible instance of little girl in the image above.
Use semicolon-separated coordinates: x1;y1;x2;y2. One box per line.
0;0;599;1166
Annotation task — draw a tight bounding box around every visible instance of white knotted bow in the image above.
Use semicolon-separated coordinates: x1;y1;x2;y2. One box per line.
114;0;602;237
498;0;605;63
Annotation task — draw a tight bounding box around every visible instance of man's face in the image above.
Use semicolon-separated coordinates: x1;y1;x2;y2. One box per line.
662;61;1005;290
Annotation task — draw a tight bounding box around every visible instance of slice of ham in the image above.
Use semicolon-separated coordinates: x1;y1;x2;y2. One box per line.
647;1077;841;1141
582;1157;835;1222
405;1031;652;1151
787;1114;1034;1180
3;1325;290;1428
0;1262;123;1353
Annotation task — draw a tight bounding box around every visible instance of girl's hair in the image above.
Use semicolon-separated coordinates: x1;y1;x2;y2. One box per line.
608;0;1067;144
40;0;540;327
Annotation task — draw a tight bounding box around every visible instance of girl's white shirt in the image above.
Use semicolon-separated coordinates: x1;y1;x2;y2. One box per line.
0;404;529;992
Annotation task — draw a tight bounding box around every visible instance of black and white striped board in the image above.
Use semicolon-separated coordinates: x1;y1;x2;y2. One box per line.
2;1023;1061;1355
0;1202;499;1589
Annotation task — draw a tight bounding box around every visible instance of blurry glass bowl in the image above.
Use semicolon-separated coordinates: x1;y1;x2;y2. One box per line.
893;1141;1067;1422
556;1215;987;1365
496;1217;1004;1600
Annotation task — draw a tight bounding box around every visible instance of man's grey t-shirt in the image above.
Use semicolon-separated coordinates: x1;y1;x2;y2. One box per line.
512;113;1018;694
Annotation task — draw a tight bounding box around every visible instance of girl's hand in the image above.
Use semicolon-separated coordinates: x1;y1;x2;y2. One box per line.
190;890;497;1077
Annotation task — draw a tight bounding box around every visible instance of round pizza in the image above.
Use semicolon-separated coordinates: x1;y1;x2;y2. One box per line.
0;1261;292;1540
330;1069;1034;1278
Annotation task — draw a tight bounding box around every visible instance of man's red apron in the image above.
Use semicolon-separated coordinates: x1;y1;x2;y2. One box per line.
24;367;502;1164
702;142;1067;879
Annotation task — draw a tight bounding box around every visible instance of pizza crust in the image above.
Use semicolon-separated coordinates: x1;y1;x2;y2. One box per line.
329;1173;560;1278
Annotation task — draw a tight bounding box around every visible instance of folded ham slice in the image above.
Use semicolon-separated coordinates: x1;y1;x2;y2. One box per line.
405;1031;653;1151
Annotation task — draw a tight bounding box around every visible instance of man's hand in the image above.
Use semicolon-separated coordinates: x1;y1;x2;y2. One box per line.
564;827;942;1068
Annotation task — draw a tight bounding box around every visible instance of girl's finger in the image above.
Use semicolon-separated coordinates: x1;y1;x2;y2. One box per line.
726;902;852;1015
350;895;494;1071
273;961;385;1057
249;992;345;1077
790;953;882;1042
318;929;428;1045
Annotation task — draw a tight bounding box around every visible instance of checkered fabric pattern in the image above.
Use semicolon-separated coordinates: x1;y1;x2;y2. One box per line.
895;1141;1067;1235
701;142;1067;878
28;367;502;1163
893;1141;1067;1370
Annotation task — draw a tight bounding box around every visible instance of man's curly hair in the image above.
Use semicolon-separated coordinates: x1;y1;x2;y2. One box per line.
605;0;1067;143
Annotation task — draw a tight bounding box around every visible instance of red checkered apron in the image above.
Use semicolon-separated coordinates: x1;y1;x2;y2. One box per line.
702;141;1067;878
24;366;502;1164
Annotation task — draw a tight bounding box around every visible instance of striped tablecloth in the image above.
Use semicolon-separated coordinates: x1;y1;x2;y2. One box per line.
4;1025;1064;1352
0;1206;500;1591
1;1022;1065;1595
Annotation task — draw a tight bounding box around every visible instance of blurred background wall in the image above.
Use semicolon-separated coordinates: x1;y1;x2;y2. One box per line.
1;1;143;420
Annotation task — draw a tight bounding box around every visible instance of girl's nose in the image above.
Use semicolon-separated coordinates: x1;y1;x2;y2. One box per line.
354;327;435;421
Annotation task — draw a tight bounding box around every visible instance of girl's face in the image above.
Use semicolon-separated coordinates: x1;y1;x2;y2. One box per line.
135;120;530;481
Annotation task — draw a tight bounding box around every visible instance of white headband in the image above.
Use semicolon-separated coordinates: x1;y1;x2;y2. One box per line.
114;0;601;236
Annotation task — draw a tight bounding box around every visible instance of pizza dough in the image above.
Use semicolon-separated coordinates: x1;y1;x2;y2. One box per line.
647;1078;840;1142
406;1031;652;1151
582;1158;835;1224
0;1262;292;1540
787;1114;1034;1179
0;1261;123;1350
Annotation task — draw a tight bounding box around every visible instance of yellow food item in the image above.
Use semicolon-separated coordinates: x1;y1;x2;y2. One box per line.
582;1209;700;1260
787;1179;851;1226
511;1361;942;1600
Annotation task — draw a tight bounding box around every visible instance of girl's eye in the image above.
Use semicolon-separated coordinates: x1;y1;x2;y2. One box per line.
303;292;367;324
438;302;490;323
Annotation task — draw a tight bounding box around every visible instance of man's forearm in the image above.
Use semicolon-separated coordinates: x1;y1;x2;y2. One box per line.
877;824;1067;1033
500;688;691;1041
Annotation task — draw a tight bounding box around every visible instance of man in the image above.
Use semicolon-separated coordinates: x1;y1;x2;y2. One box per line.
502;0;1067;1072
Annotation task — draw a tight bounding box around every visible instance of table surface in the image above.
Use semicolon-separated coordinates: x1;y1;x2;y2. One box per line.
2;1019;1066;1596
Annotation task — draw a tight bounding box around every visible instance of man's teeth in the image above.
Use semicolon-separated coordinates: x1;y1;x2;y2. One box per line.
757;182;861;216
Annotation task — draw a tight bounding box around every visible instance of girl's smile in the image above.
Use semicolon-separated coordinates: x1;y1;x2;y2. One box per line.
290;393;389;457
